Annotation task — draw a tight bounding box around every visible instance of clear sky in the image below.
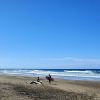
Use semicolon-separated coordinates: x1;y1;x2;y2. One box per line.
0;0;100;69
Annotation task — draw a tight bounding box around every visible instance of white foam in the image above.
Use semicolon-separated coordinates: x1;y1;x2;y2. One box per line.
30;70;100;78
0;69;100;80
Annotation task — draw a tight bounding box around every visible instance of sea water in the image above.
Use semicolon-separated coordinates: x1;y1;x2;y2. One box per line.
0;69;100;81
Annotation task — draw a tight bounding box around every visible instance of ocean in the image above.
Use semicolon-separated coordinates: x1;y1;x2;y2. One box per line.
0;69;100;81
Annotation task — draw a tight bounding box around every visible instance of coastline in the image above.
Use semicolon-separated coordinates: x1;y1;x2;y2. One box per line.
0;69;100;81
0;75;100;100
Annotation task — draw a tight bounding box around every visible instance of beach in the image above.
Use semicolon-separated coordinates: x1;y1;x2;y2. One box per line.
0;75;99;100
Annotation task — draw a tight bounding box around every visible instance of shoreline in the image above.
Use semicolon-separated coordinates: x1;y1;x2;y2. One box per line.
1;73;100;82
0;75;100;100
0;69;100;81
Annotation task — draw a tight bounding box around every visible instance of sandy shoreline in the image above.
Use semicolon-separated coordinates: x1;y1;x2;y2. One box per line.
0;75;100;100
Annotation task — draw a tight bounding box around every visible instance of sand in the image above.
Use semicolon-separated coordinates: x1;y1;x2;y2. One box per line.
0;75;99;100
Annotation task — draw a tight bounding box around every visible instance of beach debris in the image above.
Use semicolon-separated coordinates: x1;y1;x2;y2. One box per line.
30;81;42;84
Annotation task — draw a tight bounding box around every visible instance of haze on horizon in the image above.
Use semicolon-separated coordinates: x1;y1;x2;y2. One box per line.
0;0;100;69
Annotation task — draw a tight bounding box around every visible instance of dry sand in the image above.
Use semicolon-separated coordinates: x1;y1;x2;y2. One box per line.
0;75;100;100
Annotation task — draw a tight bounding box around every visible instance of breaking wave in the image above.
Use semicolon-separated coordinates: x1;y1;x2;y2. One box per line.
0;69;100;80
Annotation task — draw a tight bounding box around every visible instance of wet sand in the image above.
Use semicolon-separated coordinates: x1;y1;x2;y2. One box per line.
0;75;99;100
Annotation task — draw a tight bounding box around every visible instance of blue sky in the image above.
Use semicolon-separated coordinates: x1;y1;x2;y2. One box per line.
0;0;100;69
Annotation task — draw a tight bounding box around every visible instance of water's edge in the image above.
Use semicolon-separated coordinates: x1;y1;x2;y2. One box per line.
0;69;100;81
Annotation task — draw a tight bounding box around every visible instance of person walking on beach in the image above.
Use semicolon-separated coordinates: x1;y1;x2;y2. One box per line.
46;74;54;84
46;74;52;84
48;74;51;84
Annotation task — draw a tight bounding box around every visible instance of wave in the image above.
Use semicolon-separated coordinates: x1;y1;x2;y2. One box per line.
31;70;100;78
64;70;96;75
0;69;100;80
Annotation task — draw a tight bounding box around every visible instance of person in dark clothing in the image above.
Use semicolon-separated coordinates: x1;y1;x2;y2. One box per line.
49;74;51;78
37;77;40;82
48;74;51;83
46;74;54;84
30;77;42;84
48;74;52;84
